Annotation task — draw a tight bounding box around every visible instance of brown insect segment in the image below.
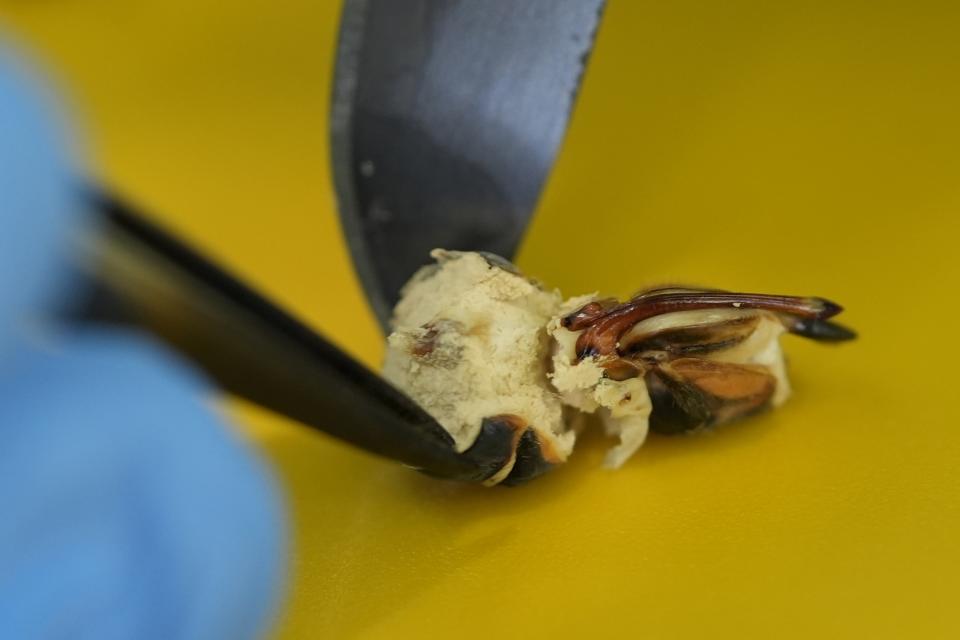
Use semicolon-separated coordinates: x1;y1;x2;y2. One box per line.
602;359;642;381
566;291;845;359
491;414;529;451
598;315;769;428
620;315;761;357
645;359;778;434
463;414;565;486
629;285;725;300
561;297;619;330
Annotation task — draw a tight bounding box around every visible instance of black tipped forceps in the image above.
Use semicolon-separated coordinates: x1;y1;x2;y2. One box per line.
70;0;607;484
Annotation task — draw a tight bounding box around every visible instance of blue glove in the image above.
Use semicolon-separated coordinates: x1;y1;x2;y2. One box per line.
0;42;79;361
0;40;286;640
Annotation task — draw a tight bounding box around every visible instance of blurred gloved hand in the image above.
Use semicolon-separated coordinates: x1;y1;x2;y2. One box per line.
0;41;286;640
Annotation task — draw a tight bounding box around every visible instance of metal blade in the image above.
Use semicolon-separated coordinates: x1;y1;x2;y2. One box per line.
331;0;607;328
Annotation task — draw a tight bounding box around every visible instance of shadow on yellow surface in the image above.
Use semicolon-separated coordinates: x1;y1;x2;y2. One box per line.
3;0;959;637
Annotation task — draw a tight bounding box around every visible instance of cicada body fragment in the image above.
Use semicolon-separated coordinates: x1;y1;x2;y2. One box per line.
384;250;854;485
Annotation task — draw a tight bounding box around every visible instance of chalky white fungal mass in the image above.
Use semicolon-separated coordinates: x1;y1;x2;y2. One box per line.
384;250;852;484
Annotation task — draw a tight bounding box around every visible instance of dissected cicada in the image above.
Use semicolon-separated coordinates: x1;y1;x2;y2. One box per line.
384;251;855;485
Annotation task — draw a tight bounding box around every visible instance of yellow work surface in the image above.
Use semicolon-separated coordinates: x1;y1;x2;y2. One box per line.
4;1;960;637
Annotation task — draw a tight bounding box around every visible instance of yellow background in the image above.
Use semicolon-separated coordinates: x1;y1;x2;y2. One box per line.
4;0;960;637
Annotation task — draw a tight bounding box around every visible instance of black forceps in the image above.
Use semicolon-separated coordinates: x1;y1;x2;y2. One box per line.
69;1;607;484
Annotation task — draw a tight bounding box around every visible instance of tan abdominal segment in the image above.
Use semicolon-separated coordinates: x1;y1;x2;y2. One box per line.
383;250;574;469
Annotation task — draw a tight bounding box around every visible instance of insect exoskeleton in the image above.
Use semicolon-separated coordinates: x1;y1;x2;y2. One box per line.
384;251;855;485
